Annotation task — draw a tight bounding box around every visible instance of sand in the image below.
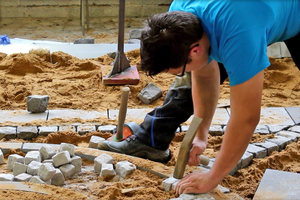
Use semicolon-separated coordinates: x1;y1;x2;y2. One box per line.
0;17;300;199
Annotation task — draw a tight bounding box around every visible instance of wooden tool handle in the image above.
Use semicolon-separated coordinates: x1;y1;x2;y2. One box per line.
199;155;210;166
116;87;130;140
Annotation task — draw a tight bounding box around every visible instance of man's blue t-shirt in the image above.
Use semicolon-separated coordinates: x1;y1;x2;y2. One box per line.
169;0;300;86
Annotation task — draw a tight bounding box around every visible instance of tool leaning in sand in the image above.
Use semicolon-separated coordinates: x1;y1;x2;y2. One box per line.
108;87;139;142
102;0;140;85
173;117;210;179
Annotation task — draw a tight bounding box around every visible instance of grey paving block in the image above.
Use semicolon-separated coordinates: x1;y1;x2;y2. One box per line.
100;163;116;177
209;125;224;136
288;125;300;133
259;107;294;126
38;163;56;182
22;143;60;153
0;142;23;155
97;125;116;133
59;125;76;132
27;161;42;175
0;173;14;181
17;126;38;140
267;42;282;58
25;151;41;165
128;39;140;44
53;151;71;167
0;110;47;125
285;107;300;124
266;124;291;134
254;124;270;135
241;152;254;169
48;109;106;121
71;156;82;173
7;154;24;170
254;141;279;155
59;143;75;157
14;173;32;182
0;127;17;140
138;83;163;104
162;177;180;192
88;135;105;149
73;38;95;44
59;164;75;179
179;193;215;200
51;169;65;186
246;144;267;158
39;144;56;161
129;29;142;39
276;131;300;142
229;160;242;176
38;126;58;136
253;169;300;200
29;176;47;184
13;162;27;176
115;161;136;178
266;136;293;151
77;124;96;135
26;95;49;113
280;42;291;58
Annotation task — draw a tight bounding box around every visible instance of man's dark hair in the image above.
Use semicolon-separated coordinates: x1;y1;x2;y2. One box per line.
140;11;204;76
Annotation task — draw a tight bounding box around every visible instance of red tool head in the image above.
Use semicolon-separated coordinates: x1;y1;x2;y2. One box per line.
107;122;139;142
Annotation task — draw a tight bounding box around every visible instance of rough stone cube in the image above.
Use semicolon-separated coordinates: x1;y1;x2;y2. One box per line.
266;136;293;150
59;143;75;157
209;125;224;136
162;177;180;192
27;161;43;175
53;151;71;167
138;83;162;104
17;126;38;140
0;173;14;181
88;135;105;149
115;161;136;178
94;153;114;173
14;173;32;182
39;144;56;161
13;162;27;176
97;125;116;133
100;163;116;177
246;144;267;158
0;127;16;140
77;125;96;135
0;149;4;164
25;151;41;165
241;152;254;168
254;141;279;156
26;95;49;113
129;29;142;39
59;164;75;179
38;163;56;182
7;154;24;170
42;159;54;165
71;156;82;173
38;126;58;136
276;131;300;142
51;169;65;186
29;176;50;184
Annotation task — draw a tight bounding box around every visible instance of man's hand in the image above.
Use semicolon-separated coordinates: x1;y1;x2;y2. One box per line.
187;137;206;166
175;171;220;195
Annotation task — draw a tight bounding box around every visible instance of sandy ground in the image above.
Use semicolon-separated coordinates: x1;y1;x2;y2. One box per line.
0;17;300;199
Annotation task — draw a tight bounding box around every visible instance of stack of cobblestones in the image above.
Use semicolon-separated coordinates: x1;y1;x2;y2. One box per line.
0;143;82;186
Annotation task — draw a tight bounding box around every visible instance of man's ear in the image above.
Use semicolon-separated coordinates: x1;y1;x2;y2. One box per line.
190;45;202;55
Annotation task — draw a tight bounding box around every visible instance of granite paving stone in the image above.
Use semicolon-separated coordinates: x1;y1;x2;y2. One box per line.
276;130;300;142
288;125;300;133
0;142;23;154
0;127;17;140
253;141;279;156
22;143;60;153
253;169;300;200
266;136;293;151
97;125;116;133
17;126;38;140
254;124;270;134
59;125;76;132
77;124;96;135
246;144;267;158
38;126;58;136
209;125;224;136
188;108;230;125
0;110;47;125
241;152;254;169
266;124;291;134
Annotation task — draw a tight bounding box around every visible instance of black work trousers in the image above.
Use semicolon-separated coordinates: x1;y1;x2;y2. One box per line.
136;31;300;151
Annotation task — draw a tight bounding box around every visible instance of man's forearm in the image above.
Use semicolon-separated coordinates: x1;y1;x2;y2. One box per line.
191;61;220;143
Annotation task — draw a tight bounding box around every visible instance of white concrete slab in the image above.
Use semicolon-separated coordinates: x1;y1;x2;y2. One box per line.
253;169;300;200
187;108;230;125
0;110;47;125
259;107;295;126
47;109;106;121
285;107;300;124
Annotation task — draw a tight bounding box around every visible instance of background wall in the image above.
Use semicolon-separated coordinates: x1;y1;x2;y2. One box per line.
0;0;172;18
